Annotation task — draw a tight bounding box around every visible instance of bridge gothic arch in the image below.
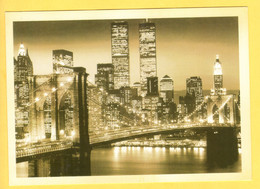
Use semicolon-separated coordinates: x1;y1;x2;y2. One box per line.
224;104;231;123
212;104;219;123
28;73;83;142
43;96;52;139
59;91;74;137
205;94;235;124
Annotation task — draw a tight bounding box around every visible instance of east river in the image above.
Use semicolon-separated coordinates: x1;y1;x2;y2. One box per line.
16;146;241;177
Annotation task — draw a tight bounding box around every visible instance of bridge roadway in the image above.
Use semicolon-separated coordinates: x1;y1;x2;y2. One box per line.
16;123;239;161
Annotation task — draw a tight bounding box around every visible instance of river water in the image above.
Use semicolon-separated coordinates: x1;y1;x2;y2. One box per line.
16;146;241;177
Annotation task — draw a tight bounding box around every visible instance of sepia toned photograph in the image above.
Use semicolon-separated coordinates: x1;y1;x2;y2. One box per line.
6;8;250;185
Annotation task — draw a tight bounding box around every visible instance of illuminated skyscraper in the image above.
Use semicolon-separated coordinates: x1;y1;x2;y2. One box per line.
211;54;226;95
160;75;174;103
95;63;114;91
14;43;33;139
139;22;157;96
186;76;203;105
214;55;223;88
132;82;141;97
144;76;159;124
111;21;130;89
53;49;73;74
147;77;159;96
88;85;104;131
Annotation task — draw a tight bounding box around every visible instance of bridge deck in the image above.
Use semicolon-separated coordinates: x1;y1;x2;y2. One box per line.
16;124;239;159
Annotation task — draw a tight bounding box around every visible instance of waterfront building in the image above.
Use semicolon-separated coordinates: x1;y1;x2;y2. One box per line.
88;85;104;132
177;103;187;122
139;22;157;96
107;89;121;104
52;49;73;74
14;44;33;139
186;76;203;106
119;86;132;106
104;103;121;129
131;96;142;113
132;82;141;97
160;75;174;103
143;76;159;124
111;21;130;89
178;94;196;122
147;77;159;96
158;100;178;124
143;96;160;124
95;63;114;91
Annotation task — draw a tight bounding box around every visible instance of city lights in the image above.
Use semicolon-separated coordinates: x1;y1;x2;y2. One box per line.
67;77;72;82
60;130;64;135
14;21;240;176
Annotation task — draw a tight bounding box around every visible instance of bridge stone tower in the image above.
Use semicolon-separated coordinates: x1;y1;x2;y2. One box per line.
206;94;236;124
28;68;89;145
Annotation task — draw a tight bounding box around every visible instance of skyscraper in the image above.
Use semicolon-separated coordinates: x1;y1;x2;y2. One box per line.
53;49;73;74
88;85;104;131
132;82;141;97
111;21;130;89
139;22;157;96
160;75;174;103
147;77;159;96
186;76;203;105
212;54;226;95
95;63;114;91
14;44;33;139
144;76;159;124
119;86;132;105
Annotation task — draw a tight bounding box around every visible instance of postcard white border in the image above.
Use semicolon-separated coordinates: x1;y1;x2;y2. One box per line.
6;7;251;185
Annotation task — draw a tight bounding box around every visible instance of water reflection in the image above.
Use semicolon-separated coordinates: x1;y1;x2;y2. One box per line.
17;150;87;177
16;147;241;177
92;147;241;175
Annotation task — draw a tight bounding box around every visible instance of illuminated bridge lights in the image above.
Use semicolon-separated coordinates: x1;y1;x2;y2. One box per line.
15;123;236;157
26;76;74;108
22;68;237;153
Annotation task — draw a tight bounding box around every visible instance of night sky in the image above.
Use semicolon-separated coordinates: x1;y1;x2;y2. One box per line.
13;17;239;90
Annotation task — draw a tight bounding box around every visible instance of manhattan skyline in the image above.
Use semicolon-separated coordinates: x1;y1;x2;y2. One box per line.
13;17;239;91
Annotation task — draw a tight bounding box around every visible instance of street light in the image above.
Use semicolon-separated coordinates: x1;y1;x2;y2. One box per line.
67;77;72;82
60;129;65;135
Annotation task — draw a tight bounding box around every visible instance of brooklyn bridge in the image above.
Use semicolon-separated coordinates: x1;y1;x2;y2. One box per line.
14;63;240;175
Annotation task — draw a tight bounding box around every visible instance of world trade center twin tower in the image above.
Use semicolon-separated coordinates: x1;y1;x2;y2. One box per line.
111;21;157;96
